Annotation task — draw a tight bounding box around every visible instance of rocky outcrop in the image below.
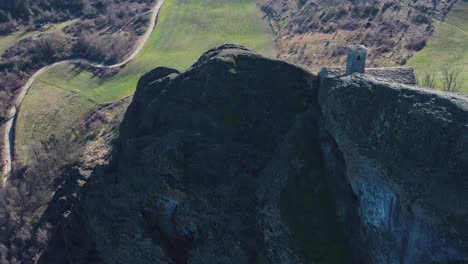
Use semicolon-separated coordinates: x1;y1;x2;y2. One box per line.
320;74;468;263
41;44;345;264
39;45;468;263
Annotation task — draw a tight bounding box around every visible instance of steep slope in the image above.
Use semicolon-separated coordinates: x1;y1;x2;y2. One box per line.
320;74;468;263
39;44;346;263
258;0;458;68
38;45;467;263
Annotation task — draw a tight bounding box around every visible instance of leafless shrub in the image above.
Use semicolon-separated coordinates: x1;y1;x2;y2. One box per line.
378;21;397;34
0;20;17;35
29;135;81;181
419;72;436;88
375;45;391;54
405;38;427;51
441;67;464;92
411;13;431;25
332;46;347;56
381;2;394;13
35;222;52;248
82;0;97;18
2;70;21;92
133;13;151;35
0;134;81;263
34;33;70;63
337;18;360;30
76;33;132;64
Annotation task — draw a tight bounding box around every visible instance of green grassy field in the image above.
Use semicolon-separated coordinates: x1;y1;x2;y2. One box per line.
16;82;97;163
0;19;78;58
16;0;275;163
407;0;467;93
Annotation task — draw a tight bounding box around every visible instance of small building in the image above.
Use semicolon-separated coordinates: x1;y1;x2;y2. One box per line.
320;45;417;86
346;45;367;75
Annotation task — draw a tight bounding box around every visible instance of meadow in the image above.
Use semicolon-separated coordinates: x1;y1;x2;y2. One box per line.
15;0;275;163
407;0;467;93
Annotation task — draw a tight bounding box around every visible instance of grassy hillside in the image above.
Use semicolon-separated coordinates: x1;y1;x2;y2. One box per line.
16;0;275;163
16;82;96;159
445;0;468;32
407;0;467;93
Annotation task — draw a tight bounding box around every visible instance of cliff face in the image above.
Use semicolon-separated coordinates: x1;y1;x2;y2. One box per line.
39;45;467;263
320;75;468;263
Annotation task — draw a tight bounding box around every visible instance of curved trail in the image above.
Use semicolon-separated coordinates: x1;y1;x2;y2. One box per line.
1;0;165;185
438;20;467;35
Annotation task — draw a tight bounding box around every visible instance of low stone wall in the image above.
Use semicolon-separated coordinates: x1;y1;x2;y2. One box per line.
320;66;417;85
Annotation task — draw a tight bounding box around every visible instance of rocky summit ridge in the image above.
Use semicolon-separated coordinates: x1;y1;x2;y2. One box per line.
38;44;467;264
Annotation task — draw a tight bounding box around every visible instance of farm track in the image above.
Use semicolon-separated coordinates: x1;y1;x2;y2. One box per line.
0;0;165;185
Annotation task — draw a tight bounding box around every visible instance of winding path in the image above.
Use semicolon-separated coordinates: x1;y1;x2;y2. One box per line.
1;0;165;184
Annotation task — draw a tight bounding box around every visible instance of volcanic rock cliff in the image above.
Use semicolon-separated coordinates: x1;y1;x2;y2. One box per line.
39;45;467;264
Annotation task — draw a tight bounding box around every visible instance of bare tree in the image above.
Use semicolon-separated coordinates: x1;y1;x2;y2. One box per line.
35;33;69;62
29;134;81;182
441;67;463;92
419;72;435;88
76;33;132;64
0;134;81;263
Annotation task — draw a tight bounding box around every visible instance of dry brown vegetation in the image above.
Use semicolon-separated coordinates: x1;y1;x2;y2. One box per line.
0;0;154;256
0;97;128;263
0;0;84;34
75;33;133;64
0;0;154;120
0;0;153;34
258;0;458;68
0;135;81;263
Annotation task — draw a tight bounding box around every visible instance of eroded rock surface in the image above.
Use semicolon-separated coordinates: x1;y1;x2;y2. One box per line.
320;75;468;263
39;45;467;264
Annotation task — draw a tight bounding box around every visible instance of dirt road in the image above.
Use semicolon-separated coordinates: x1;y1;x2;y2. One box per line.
1;0;165;185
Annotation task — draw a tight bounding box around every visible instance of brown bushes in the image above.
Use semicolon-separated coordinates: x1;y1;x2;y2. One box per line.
0;135;81;263
75;33;133;64
411;13;431;25
34;33;71;63
332;46;347;56
405;37;427;51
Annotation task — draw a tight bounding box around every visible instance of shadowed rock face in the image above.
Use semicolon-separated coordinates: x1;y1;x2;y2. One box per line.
39;45;467;264
320;75;468;263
